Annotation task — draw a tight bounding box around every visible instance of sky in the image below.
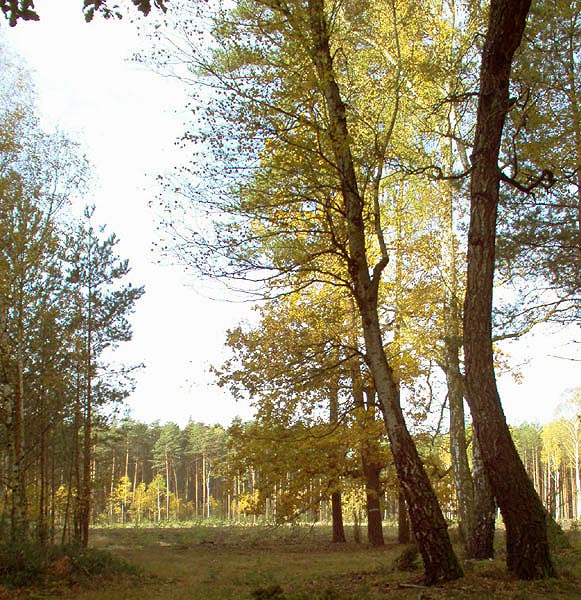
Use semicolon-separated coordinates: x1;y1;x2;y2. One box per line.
1;1;578;428
2;0;256;427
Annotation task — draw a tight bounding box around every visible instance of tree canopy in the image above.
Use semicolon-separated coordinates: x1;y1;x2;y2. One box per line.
0;0;167;26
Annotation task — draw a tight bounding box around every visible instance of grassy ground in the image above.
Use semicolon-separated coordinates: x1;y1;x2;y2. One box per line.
4;525;581;599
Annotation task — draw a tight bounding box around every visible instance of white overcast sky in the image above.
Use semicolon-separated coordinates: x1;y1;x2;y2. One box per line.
1;0;578;427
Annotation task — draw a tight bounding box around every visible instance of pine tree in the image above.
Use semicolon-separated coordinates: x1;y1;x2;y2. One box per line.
65;207;144;546
463;0;556;579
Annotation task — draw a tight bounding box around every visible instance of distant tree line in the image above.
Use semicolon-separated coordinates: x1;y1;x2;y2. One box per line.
41;403;578;537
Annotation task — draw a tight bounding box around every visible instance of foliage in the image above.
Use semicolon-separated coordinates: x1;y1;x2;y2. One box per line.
61;405;579;530
496;0;580;326
0;41;143;547
2;0;579;588
0;540;137;588
0;0;167;26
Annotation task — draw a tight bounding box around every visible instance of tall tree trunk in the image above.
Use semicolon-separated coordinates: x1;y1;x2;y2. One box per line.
350;361;384;546
80;350;92;547
37;387;48;547
573;426;581;520
329;381;346;543
50;438;56;544
109;452;116;524
10;301;27;542
206;464;211;519
195;459;199;519
173;465;180;520
463;0;555;579
471;434;496;559
439;151;477;557
362;456;384;547
305;0;461;583
202;454;207;518
444;340;477;557
78;243;95;548
330;492;346;543
397;490;411;544
165;453;170;520
72;371;82;543
362;390;384;547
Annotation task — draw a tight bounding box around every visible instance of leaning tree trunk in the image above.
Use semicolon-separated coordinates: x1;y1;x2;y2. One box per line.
463;0;555;579
305;0;461;583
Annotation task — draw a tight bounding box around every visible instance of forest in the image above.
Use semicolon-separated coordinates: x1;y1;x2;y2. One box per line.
34;415;580;529
0;0;580;597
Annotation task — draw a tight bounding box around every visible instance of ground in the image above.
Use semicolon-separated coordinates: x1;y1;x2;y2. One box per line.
3;525;580;599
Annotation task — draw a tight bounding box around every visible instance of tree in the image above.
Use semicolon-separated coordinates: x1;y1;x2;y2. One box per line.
153;422;182;520
0;171;56;540
66;207;144;546
152;0;462;582
0;48;90;542
557;389;581;520
496;0;580;321
1;0;167;26
462;0;556;579
301;0;461;582
111;475;132;523
219;290;371;540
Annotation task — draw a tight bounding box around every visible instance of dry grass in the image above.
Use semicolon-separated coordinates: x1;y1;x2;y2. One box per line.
5;525;580;599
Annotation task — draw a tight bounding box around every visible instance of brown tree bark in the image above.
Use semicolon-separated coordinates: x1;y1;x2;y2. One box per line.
471;433;496;559
397;490;411;544
79;312;93;547
444;337;477;557
329;381;346;543
361;389;384;547
37;386;48;547
305;0;461;584
463;0;555;579
9;301;27;542
72;373;82;543
330;492;346;543
362;457;384;547
350;366;384;546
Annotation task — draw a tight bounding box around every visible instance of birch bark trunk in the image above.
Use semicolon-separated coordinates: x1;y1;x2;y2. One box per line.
305;0;461;583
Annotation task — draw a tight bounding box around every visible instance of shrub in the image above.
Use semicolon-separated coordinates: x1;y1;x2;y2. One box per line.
251;584;286;599
0;540;47;587
0;541;138;588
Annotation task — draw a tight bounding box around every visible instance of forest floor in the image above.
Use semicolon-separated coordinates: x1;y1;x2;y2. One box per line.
3;524;580;599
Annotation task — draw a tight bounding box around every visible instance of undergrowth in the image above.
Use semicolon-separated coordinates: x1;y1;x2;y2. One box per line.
0;541;138;589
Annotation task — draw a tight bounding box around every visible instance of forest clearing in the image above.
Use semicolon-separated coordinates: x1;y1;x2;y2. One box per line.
1;525;579;599
1;0;580;597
